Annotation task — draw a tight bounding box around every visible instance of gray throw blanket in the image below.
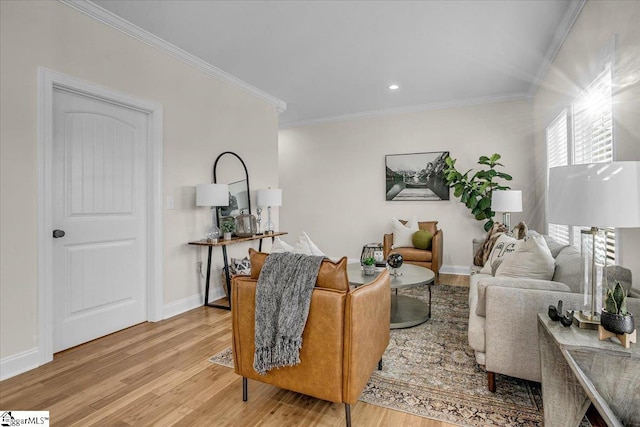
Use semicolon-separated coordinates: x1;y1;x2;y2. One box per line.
253;252;324;375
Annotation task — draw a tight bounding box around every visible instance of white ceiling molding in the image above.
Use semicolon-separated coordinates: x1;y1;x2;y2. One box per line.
280;92;529;129
527;0;586;99
58;0;287;114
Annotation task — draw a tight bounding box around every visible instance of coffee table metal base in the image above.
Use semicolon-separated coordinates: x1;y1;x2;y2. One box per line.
391;294;431;329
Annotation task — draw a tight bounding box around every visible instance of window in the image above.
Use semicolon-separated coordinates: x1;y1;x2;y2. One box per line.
546;110;570;245
546;63;616;262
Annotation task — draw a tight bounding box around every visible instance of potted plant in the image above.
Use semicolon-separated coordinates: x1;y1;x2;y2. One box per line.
221;218;235;240
362;257;377;276
443;153;512;232
601;281;635;335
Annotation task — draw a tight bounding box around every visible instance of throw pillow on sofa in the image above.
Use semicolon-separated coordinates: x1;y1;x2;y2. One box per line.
391;217;419;248
495;234;555;280
412;229;433;250
480;234;520;274
271;236;294;253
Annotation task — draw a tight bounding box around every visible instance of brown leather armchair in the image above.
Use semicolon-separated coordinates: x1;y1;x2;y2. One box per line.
232;249;391;427
383;220;443;277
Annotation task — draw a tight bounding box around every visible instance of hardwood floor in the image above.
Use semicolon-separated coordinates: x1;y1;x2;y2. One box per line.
0;274;468;426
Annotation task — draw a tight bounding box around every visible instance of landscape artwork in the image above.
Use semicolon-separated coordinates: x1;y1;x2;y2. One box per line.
385;151;450;201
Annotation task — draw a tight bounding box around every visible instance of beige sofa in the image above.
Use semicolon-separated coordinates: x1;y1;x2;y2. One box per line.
468;234;638;392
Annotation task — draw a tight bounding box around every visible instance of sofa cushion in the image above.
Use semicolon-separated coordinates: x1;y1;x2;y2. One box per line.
292;231;326;256
271;236;294;253
480;234;521;274
391;247;432;262
412;230;433;250
473;222;509;267
391;217;419;248
552;245;582;293
529;230;569;258
475;277;571;317
248;248;349;291
495;235;555;280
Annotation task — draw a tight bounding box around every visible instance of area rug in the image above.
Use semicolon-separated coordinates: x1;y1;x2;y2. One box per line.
209;285;584;427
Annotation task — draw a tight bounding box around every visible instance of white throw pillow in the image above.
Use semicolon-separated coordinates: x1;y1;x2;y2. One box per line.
292;231;325;256
480;234;520;274
495;235;555;280
271;236;293;253
391;217;419;248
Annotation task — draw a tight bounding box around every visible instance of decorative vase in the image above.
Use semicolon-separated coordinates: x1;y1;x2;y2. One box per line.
363;265;376;276
223;232;232;240
600;310;635;335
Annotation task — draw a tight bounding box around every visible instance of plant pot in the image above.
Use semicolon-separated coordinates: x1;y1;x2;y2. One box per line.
363;265;377;276
600;310;635;335
223;232;232;240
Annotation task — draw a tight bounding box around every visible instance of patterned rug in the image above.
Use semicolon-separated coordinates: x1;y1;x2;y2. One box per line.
209;285;574;426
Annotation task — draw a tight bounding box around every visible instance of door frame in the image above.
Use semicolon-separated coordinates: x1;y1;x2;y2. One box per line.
37;68;164;364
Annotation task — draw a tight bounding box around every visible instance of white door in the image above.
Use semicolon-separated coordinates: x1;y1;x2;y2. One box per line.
52;88;148;352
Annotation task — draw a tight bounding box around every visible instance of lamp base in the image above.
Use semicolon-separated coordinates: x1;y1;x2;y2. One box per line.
571;311;600;330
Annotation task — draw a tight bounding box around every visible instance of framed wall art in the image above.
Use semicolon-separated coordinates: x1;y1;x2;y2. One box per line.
385;151;450;201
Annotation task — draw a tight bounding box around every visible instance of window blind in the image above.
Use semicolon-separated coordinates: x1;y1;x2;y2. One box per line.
544;63;616;262
546;110;570;244
571;63;616;263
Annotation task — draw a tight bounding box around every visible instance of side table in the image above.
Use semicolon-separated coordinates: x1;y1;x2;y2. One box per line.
188;232;287;309
537;313;639;427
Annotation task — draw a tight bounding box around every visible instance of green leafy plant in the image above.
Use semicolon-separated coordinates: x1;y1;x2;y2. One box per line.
443;153;512;231
220;219;236;233
605;281;629;315
362;257;376;266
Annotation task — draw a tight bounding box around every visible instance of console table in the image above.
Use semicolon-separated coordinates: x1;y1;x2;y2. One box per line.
188;232;287;309
537;314;639;427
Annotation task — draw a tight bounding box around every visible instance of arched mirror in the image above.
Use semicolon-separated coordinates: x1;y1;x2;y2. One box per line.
213;151;251;224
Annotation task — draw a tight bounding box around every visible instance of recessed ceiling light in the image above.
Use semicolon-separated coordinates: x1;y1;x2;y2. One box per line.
388;84;400;91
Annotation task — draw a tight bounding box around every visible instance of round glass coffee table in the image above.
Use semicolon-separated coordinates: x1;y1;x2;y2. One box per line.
347;263;435;329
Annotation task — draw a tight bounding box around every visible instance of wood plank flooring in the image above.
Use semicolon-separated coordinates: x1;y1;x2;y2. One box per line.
0;274;468;426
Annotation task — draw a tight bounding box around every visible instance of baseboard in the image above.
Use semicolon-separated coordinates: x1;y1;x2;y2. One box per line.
0;347;41;381
440;265;471;276
162;288;225;319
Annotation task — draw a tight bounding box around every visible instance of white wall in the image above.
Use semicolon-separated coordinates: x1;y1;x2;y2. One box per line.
279;100;535;271
0;1;279;362
532;0;640;290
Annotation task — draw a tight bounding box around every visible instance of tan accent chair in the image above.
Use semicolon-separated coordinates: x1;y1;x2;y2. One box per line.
232;249;391;427
383;220;443;277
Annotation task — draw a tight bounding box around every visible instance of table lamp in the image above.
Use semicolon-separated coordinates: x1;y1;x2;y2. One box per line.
491;190;522;231
548;161;640;326
256;188;282;234
196;183;229;242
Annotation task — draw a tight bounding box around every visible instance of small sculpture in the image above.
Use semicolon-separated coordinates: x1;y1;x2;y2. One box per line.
387;253;404;269
548;300;573;327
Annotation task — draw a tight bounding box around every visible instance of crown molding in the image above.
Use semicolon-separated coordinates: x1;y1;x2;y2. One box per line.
527;0;586;98
58;0;287;113
280;92;529;129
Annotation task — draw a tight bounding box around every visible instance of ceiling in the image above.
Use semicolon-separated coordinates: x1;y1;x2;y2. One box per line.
91;0;583;127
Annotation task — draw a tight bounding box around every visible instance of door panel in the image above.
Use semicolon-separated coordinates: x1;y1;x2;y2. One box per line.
53;88;148;352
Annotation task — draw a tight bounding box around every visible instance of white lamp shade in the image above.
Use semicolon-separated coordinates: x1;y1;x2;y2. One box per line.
196;183;229;207
257;188;282;207
548;162;640;228
492;190;522;213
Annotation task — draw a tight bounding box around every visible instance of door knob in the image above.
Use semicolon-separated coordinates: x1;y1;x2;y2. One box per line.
53;229;66;238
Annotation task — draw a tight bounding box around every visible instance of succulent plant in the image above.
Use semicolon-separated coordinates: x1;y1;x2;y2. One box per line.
220;218;236;233
362;257;376;266
604;281;629;315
